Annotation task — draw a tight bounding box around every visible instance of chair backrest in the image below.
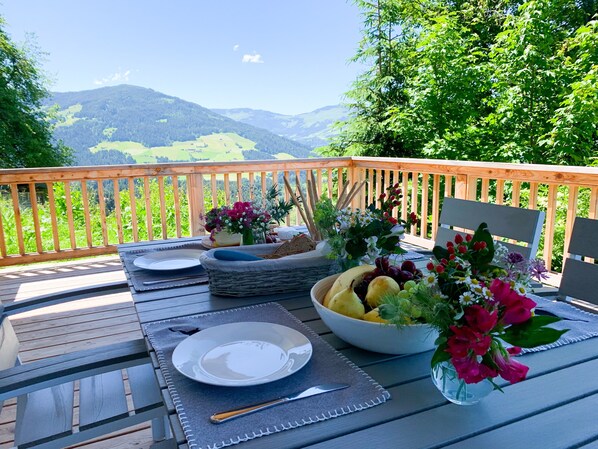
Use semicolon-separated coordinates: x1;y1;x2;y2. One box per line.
0;313;20;414
559;217;598;304
436;197;545;259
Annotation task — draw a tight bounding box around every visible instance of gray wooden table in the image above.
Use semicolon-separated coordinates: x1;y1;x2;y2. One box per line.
119;238;598;449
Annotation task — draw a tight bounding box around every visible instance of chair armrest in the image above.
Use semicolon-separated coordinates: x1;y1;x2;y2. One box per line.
0;338;150;400
4;281;129;315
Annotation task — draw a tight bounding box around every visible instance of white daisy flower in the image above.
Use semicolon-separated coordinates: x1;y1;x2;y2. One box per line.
459;292;476;305
514;283;527;295
422;273;437;287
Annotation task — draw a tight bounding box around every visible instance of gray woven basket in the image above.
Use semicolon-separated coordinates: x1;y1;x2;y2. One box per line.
199;243;339;297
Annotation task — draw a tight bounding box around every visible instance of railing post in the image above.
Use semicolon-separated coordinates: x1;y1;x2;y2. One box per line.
349;162;359;209
188;174;205;236
454;175;468;199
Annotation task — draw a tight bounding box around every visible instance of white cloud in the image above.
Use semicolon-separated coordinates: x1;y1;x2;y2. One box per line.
93;69;132;86
233;44;240;51
242;53;264;64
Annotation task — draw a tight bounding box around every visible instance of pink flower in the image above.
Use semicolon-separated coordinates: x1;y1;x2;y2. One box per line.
446;325;492;358
452;356;498;384
464;305;498;334
490;279;537;325
493;350;529;384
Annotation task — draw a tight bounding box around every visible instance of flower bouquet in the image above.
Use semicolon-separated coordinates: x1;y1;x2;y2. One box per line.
202;186;293;245
314;183;418;269
379;223;567;404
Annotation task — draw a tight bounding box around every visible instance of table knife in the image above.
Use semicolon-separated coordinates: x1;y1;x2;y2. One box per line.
210;383;349;424
142;276;204;285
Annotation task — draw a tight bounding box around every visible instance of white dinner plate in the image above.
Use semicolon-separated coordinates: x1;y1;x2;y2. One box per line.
133;249;204;271
172;322;313;387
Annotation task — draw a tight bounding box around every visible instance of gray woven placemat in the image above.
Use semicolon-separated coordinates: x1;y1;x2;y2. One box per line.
144;302;390;449
120;242;209;291
522;294;598;353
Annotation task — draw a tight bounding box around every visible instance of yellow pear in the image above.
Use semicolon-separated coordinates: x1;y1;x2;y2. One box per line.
363;308;390;323
323;264;375;307
328;283;365;319
365;275;401;308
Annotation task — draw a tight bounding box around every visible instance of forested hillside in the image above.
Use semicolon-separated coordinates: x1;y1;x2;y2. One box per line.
47;85;313;165
213;105;347;148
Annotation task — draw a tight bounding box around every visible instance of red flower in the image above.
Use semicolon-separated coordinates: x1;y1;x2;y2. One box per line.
452;356;498;384
464;305;498;334
492;350;529;384
490;279;537;325
446;325;492;358
454;234;464;244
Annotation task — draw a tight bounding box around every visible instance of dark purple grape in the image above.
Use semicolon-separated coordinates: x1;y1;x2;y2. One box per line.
386;265;401;281
362;272;377;283
413;269;423;279
375;257;384;271
401;260;416;273
380;257;390;272
354;280;369;301
400;270;414;281
372;268;383;277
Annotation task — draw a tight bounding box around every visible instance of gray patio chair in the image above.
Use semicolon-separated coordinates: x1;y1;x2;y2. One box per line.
559;217;598;305
435;197;545;259
0;283;173;449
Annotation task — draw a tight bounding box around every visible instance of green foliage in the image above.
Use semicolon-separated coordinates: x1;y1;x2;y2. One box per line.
0;17;72;168
333;0;598;165
501;315;568;347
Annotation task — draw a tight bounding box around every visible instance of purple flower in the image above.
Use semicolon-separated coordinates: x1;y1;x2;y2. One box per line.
507;252;525;264
528;258;549;281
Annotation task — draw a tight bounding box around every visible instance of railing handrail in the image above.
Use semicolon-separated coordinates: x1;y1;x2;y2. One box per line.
0;157;354;182
351;157;598;186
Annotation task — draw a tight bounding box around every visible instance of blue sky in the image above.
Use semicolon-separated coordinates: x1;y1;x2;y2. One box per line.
1;1;365;115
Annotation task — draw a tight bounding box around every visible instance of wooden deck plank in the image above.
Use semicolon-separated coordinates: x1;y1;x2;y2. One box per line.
0;257;156;449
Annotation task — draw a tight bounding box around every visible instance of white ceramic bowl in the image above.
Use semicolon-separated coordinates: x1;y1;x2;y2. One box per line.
311;274;438;355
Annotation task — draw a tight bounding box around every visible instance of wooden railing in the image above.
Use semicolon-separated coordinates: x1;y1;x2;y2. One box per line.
1;157;598;275
0;158;353;266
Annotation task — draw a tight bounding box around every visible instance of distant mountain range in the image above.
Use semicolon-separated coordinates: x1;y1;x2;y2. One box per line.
212;105;347;149
46;85;345;166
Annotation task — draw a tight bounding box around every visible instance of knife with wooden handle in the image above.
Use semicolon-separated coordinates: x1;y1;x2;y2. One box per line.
142;276;204;285
210;383;349;424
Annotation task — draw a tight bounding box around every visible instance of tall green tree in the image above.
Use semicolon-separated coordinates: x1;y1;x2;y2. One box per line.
326;0;415;157
0;17;71;168
332;0;598;165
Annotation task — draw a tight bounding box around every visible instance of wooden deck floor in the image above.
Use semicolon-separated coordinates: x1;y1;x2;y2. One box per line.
0;256;155;449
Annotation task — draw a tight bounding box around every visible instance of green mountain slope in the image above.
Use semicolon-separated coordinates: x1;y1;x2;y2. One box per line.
47;85;313;165
212;105;348;148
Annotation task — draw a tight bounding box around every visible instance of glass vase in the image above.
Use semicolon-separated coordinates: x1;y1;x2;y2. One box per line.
241;228;254;246
431;360;494;405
